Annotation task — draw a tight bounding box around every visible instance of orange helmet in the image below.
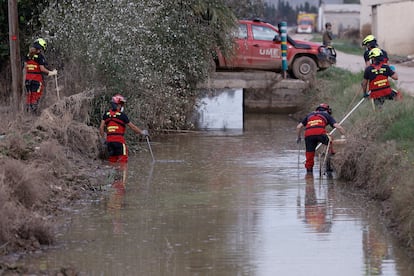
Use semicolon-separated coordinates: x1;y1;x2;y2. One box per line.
316;103;332;114
111;94;126;104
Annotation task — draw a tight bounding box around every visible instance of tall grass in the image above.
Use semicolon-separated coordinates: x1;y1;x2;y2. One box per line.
317;67;414;152
316;67;414;252
380;103;414;141
310;67;365;129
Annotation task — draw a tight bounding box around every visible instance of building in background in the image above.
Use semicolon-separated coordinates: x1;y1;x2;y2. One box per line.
319;4;361;37
360;0;414;56
263;0;414;56
265;0;343;8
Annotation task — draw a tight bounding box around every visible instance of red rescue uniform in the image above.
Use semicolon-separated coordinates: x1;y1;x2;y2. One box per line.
24;53;47;108
102;110;130;163
301;111;337;171
364;63;395;99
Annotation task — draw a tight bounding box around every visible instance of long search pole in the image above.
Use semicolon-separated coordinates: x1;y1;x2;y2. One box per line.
146;136;155;163
54;75;60;101
315;97;366;151
320;135;332;177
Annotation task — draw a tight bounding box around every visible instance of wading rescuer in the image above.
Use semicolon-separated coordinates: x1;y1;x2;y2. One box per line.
296;103;345;175
24;38;57;113
361;48;400;108
99;94;149;163
362;35;388;67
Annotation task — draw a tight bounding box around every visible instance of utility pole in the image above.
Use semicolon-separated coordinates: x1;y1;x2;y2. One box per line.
8;0;22;110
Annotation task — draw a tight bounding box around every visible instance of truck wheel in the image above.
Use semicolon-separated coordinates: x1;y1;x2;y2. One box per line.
291;56;317;81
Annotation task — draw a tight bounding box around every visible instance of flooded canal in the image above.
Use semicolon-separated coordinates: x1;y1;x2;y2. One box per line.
20;114;414;275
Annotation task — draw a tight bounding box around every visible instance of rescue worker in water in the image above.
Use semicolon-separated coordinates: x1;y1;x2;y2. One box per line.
99;94;148;163
296;103;345;175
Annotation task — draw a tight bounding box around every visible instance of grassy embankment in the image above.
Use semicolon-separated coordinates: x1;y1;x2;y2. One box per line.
311;65;414;256
0;92;107;261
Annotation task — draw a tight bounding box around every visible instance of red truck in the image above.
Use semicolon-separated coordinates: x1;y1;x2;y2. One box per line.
214;19;336;81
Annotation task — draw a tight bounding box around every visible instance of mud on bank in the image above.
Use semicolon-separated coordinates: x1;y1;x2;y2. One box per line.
333;106;414;258
0;91;111;274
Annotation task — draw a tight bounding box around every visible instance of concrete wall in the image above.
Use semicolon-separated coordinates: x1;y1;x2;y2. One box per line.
321;4;360;36
325;12;360;36
360;0;377;29
360;0;405;28
375;2;414;56
244;80;307;114
198;72;309;115
360;0;414;56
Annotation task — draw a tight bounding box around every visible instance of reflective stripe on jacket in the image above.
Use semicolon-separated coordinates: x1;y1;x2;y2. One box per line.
105;110;126;143
25;57;43;82
304;112;328;137
368;64;392;98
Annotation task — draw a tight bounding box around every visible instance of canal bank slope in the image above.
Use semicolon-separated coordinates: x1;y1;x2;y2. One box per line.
295;65;414;259
0;91;112;274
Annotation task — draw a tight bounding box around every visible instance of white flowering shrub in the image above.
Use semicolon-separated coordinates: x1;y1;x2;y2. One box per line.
41;0;236;130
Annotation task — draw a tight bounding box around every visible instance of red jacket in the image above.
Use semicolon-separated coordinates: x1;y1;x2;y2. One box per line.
303;111;335;137
25;57;43;82
365;63;393;99
104;110;127;143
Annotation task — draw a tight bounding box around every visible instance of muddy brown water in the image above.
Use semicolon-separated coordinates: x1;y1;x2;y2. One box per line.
19;114;414;275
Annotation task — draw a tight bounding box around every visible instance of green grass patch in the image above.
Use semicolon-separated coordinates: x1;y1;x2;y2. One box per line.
378;100;414;151
315;52;414;254
332;39;364;56
317;68;414;165
316;67;365;117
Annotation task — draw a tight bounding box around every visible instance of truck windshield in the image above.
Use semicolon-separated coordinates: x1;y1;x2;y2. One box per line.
299;20;313;25
252;25;278;41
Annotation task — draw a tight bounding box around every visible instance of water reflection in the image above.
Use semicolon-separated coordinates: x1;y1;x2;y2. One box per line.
16;114;413;276
302;175;332;233
363;224;391;275
105;164;128;235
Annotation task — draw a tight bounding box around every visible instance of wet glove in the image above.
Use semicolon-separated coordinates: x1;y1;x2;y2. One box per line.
296;137;302;144
141;129;149;136
48;69;58;76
